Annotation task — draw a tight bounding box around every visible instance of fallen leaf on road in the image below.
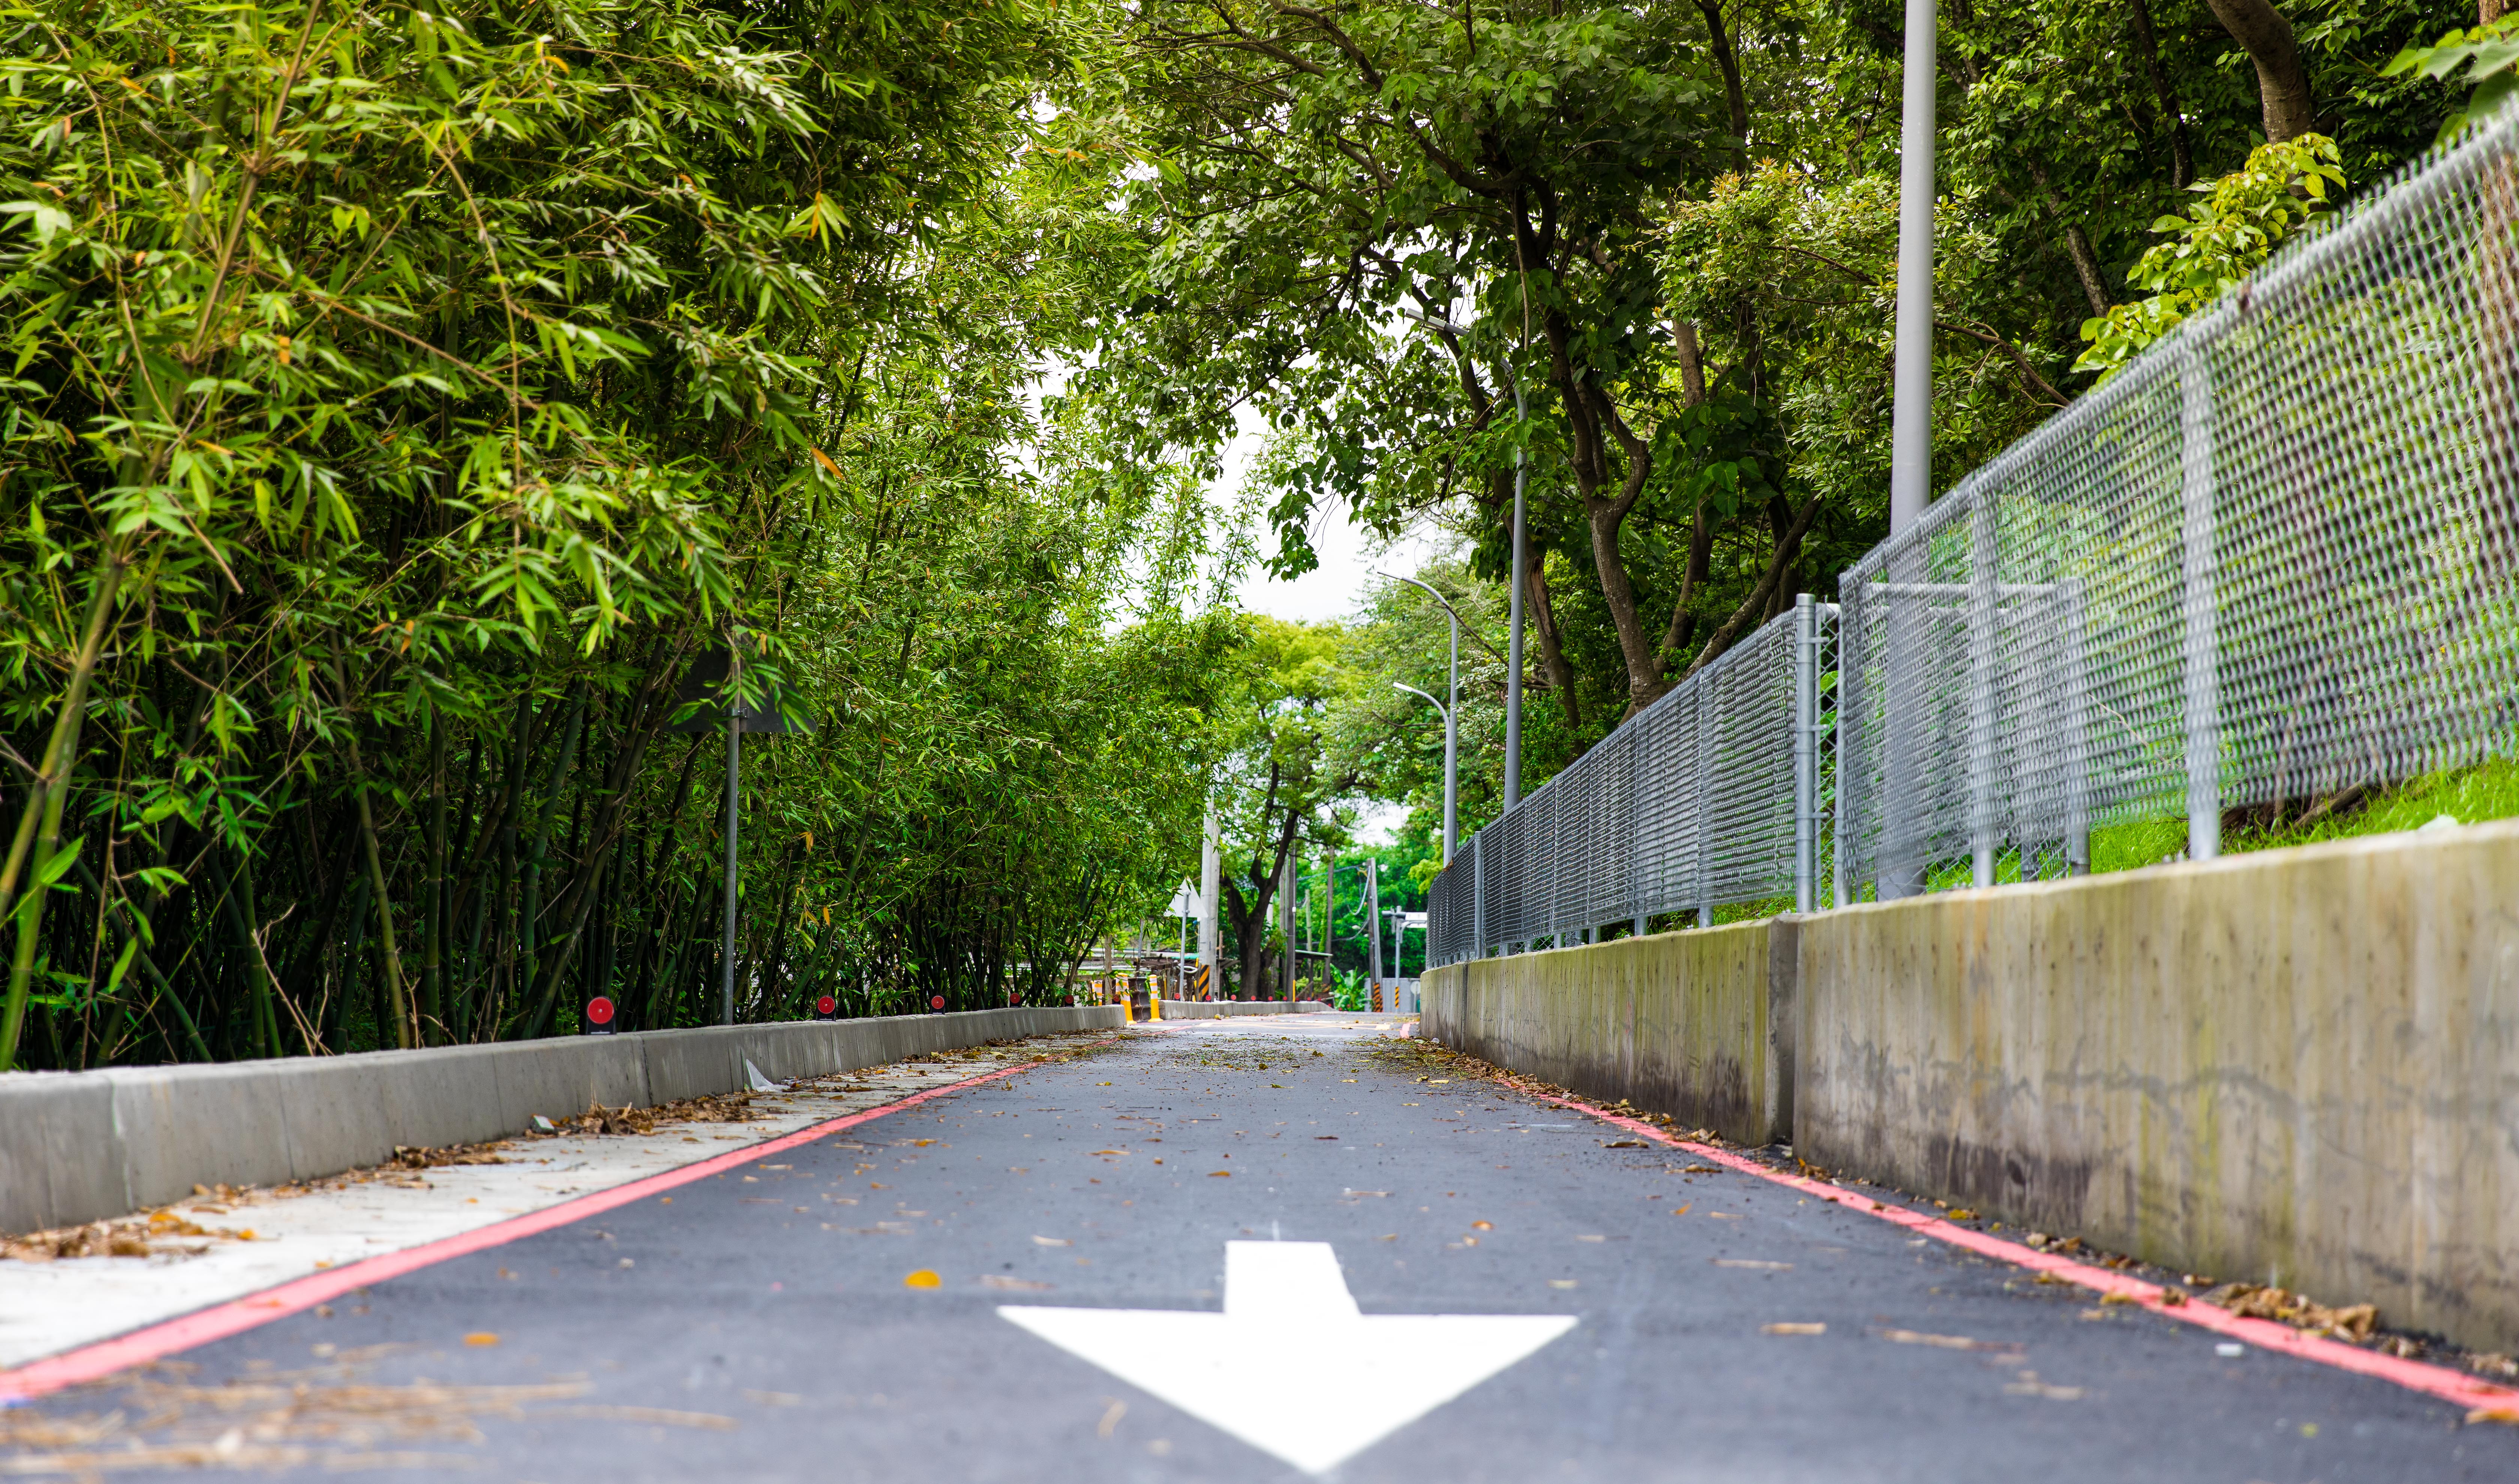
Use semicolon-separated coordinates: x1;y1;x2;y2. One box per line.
1032;1236;1072;1246
903;1269;942;1289
1097;1401;1127;1438
1089;1150;1129;1156
1762;1323;1826;1336
1315;1135;1338;1140
1471;1221;1493;1231
1208;1170;1231;1177
1881;1329;2019;1352
1707;1212;1743;1220
1946;1209;1978;1221
543;1405;737;1430
1714;1259;1793;1271
981;1276;1053;1291
1681;1164;1721;1173
1671;1205;1692;1216
1343;1189;1389;1197
911;1139;935;1147
1604;1140;1647;1149
463;1333;499;1347
2466;1407;2519;1426
1575;1234;1606;1243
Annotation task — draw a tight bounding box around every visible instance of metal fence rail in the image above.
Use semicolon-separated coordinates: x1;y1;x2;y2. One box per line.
1429;103;2519;961
1428;598;1835;965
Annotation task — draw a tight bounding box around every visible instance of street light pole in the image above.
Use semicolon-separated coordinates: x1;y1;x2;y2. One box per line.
1505;381;1528;814
720;654;742;1026
1374;572;1462;864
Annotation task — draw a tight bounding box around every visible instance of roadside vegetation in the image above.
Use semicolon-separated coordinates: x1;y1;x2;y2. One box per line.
3;0;2502;1065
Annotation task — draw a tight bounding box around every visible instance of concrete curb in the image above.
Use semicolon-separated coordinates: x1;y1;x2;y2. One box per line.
0;1006;1124;1235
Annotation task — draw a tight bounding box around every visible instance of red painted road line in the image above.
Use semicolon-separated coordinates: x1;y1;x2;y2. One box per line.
0;1048;1097;1406
1504;1076;2519;1420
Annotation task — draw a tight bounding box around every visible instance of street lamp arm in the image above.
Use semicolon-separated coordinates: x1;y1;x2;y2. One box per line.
1391;681;1449;724
1371;570;1513;668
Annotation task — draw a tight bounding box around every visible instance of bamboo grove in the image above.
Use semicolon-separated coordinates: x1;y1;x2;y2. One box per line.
0;0;1236;1068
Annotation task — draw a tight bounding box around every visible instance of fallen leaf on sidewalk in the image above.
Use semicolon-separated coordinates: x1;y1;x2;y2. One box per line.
903;1269;942;1288
1604;1140;1647;1149
1032;1236;1072;1246
1671;1205;1692;1216
2466;1407;2519;1426
1207;1170;1231;1177
1762;1323;1826;1336
462;1333;499;1347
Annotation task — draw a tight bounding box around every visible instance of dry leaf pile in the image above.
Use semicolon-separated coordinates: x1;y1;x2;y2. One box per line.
2201;1284;2379;1340
3;1204;254;1265
388;1142;512;1170
0;1356;739;1477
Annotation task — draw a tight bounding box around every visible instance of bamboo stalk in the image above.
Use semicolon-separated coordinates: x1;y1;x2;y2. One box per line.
326;637;414;1050
0;548;129;1071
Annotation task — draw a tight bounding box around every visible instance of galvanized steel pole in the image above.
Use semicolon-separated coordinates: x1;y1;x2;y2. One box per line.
1505;383;1528;814
720;663;741;1026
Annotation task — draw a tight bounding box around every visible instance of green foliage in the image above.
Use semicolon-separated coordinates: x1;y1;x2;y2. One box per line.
2384;16;2519;142
2073;136;2347;379
0;0;1237;1068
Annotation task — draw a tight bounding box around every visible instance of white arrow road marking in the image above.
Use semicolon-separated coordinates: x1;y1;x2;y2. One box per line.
998;1241;1577;1474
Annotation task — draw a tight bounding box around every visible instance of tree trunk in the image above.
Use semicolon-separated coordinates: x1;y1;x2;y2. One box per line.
2127;0;2195;187
1525;559;1583;736
2202;0;2314;142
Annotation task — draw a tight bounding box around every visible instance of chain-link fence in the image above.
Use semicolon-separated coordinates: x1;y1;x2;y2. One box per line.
1430;105;2519;962
1841;106;2519;896
1428;599;1834;965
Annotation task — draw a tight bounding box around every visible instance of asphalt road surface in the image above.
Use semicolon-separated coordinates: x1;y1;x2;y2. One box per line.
10;1013;2516;1481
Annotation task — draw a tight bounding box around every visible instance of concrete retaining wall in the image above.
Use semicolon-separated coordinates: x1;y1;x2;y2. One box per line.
1157;1001;1309;1019
0;1005;1123;1236
1798;820;2519;1353
1421;920;1796;1147
1418;820;2519;1350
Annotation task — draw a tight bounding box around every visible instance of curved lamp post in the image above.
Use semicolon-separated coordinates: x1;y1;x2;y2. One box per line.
1390;681;1456;869
1374;572;1461;865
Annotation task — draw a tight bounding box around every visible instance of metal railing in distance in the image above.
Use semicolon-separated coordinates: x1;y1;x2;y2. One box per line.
1841;105;2519;897
1428;598;1837;966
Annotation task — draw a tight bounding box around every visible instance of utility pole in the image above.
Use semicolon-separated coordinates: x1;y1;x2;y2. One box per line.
1366;859;1382;1009
1279;850;1296;1001
1324;857;1336;1002
1198;806;1221;998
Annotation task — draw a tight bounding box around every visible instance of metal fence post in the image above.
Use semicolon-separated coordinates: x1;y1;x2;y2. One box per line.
2062;579;2092;875
1696;684;1715;929
1834;597;1852;909
1472;831;1487;959
1967;493;2001;887
1793;594;1817;913
2180;352;2221;862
